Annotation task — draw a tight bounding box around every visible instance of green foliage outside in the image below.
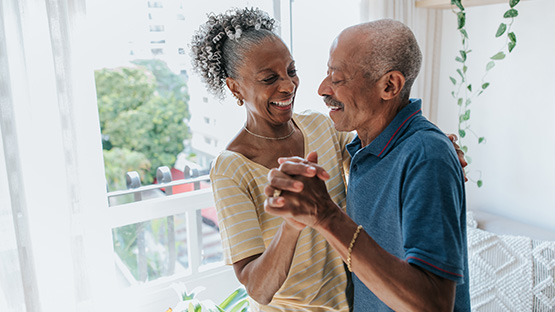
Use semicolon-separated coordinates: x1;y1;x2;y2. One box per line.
95;59;191;283
449;0;520;187
95;59;191;191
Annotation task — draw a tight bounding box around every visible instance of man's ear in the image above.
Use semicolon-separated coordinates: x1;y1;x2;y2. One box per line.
226;77;242;99
381;71;405;100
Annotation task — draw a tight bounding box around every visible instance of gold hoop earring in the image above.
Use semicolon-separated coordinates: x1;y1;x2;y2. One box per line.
237;98;244;106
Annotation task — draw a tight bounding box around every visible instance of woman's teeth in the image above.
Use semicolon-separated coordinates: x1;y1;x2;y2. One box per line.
271;98;293;106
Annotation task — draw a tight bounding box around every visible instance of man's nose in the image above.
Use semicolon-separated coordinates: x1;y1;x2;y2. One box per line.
318;76;332;96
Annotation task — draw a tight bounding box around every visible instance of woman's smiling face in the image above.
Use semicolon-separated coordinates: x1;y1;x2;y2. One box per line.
230;36;299;126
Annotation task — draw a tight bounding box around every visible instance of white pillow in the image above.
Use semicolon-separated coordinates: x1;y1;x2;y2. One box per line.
466;212;555;311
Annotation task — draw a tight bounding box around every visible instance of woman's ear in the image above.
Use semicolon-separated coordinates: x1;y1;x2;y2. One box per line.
226;77;242;99
381;71;405;100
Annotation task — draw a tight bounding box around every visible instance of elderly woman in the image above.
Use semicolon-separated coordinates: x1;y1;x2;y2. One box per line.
191;8;352;311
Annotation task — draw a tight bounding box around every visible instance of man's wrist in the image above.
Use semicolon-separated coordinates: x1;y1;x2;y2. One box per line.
314;200;348;233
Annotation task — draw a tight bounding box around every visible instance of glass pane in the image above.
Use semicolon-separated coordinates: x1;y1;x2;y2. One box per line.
112;213;188;285
200;206;223;266
87;0;274;193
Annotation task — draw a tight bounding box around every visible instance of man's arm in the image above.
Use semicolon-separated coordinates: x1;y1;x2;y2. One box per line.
264;153;457;311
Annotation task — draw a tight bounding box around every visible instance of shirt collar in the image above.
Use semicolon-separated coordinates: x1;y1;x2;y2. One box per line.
347;99;422;158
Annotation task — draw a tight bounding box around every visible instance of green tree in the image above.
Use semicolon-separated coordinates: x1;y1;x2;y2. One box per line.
95;59;191;191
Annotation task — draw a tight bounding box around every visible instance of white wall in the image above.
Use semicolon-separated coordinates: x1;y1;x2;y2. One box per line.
435;0;555;231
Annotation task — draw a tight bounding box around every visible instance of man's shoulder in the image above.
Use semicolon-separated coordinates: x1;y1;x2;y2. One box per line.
403;118;454;156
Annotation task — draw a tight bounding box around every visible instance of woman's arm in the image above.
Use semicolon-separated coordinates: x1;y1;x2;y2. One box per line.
232;222;302;305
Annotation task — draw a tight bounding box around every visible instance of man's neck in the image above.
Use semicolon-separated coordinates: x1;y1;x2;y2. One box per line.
357;99;409;147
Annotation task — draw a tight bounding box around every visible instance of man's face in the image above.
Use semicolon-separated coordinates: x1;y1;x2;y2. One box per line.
318;31;382;134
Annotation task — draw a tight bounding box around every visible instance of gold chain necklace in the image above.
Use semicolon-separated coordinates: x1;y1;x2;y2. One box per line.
243;124;295;140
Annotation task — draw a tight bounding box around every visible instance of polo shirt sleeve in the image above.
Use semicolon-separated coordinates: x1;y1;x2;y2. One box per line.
401;157;466;284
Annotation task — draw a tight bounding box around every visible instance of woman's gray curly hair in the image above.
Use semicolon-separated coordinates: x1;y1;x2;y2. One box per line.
190;7;278;99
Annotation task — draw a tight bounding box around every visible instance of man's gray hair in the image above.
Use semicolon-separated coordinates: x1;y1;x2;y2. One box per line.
357;19;422;101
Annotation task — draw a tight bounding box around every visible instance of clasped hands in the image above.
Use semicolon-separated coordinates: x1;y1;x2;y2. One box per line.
264;152;342;230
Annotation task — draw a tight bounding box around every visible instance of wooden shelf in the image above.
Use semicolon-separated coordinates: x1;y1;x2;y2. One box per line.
415;0;530;9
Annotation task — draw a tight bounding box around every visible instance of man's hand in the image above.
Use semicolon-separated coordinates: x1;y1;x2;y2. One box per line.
264;152;342;230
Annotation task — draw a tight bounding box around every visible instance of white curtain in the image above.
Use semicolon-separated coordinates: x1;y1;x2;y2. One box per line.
0;0;112;311
360;0;443;123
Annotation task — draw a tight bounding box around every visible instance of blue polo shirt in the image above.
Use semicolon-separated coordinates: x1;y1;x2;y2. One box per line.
346;99;470;311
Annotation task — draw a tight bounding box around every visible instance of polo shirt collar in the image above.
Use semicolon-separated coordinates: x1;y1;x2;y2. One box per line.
347;98;422;158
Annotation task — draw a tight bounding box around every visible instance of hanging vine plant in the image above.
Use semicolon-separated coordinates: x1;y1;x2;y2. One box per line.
450;0;520;187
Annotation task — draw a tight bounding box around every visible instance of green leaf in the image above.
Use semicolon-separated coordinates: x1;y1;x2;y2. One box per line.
463;65;468;73
504;9;518;18
457;11;466;29
482;82;490;90
465;98;472;106
457;69;464;80
478;137;485;144
491;52;506;60
228;299;250;312
461;145;468;153
457;98;463;106
460;50;467;61
451;91;456;98
455;56;464;63
477;180;483;187
450;76;457;85
460;29;468;38
219;288;248;310
508;41;516;52
508;32;517;43
486;61;495;71
452;0;464;10
510;0;520;8
467;84;472;92
463;110;471;121
452;0;465;11
459;129;466;138
495;23;507;38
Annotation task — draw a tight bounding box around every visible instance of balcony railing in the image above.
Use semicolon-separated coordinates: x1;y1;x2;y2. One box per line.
105;166;237;307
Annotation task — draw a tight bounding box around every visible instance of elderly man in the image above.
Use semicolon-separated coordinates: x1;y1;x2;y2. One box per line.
265;19;470;311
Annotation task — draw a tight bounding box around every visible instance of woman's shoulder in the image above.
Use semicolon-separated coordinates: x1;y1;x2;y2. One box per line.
210;150;250;176
294;109;333;129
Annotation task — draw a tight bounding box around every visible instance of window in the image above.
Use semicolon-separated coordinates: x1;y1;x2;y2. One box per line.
86;1;276;308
